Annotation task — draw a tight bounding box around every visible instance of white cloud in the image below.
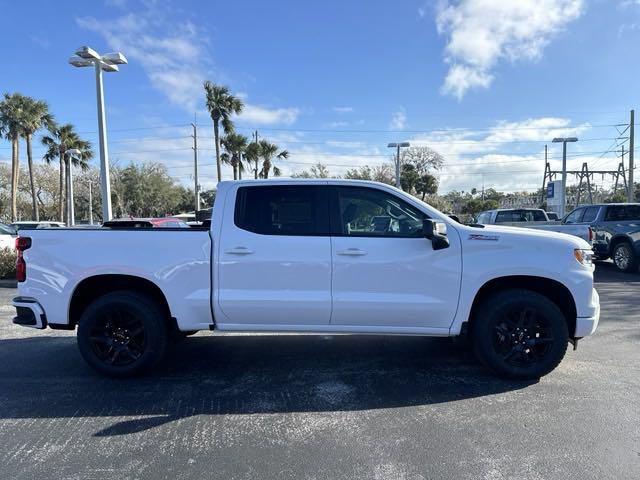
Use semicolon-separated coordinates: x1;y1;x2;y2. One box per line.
238;104;300;125
389;109;407;130
436;0;584;99
77;7;301;126
332;106;354;113
77;11;206;111
407;117;593;192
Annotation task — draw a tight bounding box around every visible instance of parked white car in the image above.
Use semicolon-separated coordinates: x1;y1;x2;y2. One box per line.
474;208;592;243
0;222;17;249
12;180;600;379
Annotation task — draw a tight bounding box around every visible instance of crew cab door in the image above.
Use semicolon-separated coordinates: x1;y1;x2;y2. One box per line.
329;185;462;331
217;184;332;326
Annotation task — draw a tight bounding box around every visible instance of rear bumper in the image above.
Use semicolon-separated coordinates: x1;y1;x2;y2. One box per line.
574;288;600;337
12;297;47;329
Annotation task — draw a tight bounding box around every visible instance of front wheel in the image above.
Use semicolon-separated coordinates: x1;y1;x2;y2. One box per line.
612;242;638;273
77;291;168;377
472;289;569;380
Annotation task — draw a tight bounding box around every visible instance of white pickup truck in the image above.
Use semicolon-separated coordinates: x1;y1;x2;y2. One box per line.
12;180;600;380
474;208;593;243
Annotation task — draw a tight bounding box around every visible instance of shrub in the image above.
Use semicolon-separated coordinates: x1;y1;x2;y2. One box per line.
0;247;16;279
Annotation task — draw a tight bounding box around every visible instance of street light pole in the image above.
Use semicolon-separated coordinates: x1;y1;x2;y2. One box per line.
94;60;112;222
387;142;410;189
88;180;93;225
69;47;127;222
64;149;82;227
552;137;578;216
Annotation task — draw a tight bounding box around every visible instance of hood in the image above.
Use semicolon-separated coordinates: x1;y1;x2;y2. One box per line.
465;224;591;249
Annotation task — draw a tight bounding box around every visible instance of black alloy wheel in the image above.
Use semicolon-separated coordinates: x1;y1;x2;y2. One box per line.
472;289;569;379
77;291;168;377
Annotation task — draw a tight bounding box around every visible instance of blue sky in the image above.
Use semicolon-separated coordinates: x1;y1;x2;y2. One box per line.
1;0;639;193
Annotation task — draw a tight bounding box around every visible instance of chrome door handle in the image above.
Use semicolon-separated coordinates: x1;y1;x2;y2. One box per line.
225;247;254;255
337;248;367;256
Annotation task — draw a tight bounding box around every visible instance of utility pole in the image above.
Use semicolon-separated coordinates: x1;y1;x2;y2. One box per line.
629;109;635;202
88;180;93;225
191;122;200;212
395;144;401;188
253;130;260;179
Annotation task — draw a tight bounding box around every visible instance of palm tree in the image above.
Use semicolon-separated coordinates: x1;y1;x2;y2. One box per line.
19;97;53;221
221;132;249;180
244;141;262;179
0;93;26;221
203;81;243;182
41;123;93;222
258;140;289;179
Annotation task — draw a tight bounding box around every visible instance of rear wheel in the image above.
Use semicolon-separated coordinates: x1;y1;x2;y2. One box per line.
472;289;568;380
612;242;638;273
77;291;168;377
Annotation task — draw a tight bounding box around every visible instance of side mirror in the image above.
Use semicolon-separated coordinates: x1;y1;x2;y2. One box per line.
423;219;450;250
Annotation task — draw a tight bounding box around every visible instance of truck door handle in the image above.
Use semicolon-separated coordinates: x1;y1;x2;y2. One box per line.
337;248;367;256
225;247;254;255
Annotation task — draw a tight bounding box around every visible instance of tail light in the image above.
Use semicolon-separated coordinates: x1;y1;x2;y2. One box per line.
15;237;31;283
588;227;593;243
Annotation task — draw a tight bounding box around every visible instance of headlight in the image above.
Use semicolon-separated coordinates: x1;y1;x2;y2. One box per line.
574;249;594;267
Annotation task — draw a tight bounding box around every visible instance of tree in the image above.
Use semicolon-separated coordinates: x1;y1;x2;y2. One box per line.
258;139;288;178
19;96;53;221
221;132;249;180
110;163;192;218
203;81;243;183
415;173;438;200
460;198;499;215
344;164;394;185
244;141;261;179
400;164;421;192
41;123;93;222
400;146;444;173
292;163;331;178
200;189;216;208
0;93;25;221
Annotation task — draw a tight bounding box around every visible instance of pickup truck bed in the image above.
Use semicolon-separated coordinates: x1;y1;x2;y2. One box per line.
18;228;213;331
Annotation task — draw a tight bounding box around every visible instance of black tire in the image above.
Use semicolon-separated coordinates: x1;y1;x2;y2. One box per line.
77;291;168;377
612;242;638;273
471;289;569;380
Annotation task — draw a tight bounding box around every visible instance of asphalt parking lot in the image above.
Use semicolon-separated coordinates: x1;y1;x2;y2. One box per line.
0;262;638;480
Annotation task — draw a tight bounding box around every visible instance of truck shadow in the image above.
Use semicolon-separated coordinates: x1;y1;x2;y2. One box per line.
594;260;640;283
0;335;535;437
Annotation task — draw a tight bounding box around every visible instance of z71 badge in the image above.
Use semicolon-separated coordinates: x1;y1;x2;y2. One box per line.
469;234;499;241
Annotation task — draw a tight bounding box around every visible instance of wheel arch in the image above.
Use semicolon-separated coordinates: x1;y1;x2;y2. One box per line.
467;275;577;338
68;274;172;328
608;235;633;255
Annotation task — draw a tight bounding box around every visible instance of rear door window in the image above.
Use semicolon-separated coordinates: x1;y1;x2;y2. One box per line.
605;206;625;221
235;185;330;236
624;205;640;220
495;211;516;222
